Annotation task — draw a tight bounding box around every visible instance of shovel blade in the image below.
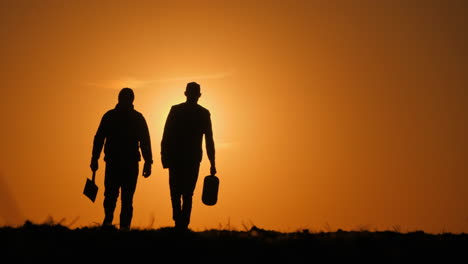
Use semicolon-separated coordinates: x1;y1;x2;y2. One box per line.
83;178;98;203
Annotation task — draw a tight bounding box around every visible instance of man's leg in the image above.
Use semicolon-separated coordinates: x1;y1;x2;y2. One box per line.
180;195;192;229
169;167;184;228
180;163;200;229
120;162;139;230
103;163;119;227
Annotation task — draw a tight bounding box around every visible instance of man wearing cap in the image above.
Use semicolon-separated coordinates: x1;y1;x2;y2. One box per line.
161;82;217;230
90;87;153;231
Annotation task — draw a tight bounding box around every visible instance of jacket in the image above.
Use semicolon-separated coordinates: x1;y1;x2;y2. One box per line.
92;103;153;164
161;102;214;167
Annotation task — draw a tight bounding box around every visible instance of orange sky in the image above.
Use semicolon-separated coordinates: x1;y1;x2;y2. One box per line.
1;0;467;234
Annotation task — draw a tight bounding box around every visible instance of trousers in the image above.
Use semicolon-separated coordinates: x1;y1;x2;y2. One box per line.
169;162;200;228
103;161;139;229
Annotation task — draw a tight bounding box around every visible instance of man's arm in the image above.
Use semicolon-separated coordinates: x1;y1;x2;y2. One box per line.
205;112;216;175
160;106;175;169
139;114;153;164
90;114;108;171
138;114;153;177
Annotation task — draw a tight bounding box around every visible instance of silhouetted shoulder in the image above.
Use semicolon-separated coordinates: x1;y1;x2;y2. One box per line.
99;109;116;124
98;108;147;132
171;102;210;116
171;103;184;110
196;104;211;115
104;108;145;117
133;109;145;118
103;109;116;116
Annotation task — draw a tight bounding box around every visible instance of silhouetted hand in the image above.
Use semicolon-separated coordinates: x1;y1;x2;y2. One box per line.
210;165;217;176
143;162;152;178
90;159;98;172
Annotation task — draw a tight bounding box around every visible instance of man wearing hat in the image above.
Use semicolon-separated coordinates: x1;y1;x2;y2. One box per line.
161;82;217;230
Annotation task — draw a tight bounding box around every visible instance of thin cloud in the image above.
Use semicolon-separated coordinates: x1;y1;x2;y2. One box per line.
85;71;235;90
155;71;234;83
85;77;150;90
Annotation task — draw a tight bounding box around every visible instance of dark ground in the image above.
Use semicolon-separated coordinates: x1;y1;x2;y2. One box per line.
1;221;467;263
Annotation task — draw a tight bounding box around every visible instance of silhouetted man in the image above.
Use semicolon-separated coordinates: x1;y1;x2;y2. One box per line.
161;82;216;230
90;87;153;231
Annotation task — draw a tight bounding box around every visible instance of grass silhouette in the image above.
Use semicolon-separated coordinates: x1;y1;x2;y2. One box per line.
1;219;467;263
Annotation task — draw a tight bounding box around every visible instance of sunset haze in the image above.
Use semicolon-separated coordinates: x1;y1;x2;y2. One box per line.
1;0;467;234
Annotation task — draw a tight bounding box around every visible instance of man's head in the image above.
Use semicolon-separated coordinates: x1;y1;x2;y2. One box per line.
118;87;134;105
185;82;201;103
